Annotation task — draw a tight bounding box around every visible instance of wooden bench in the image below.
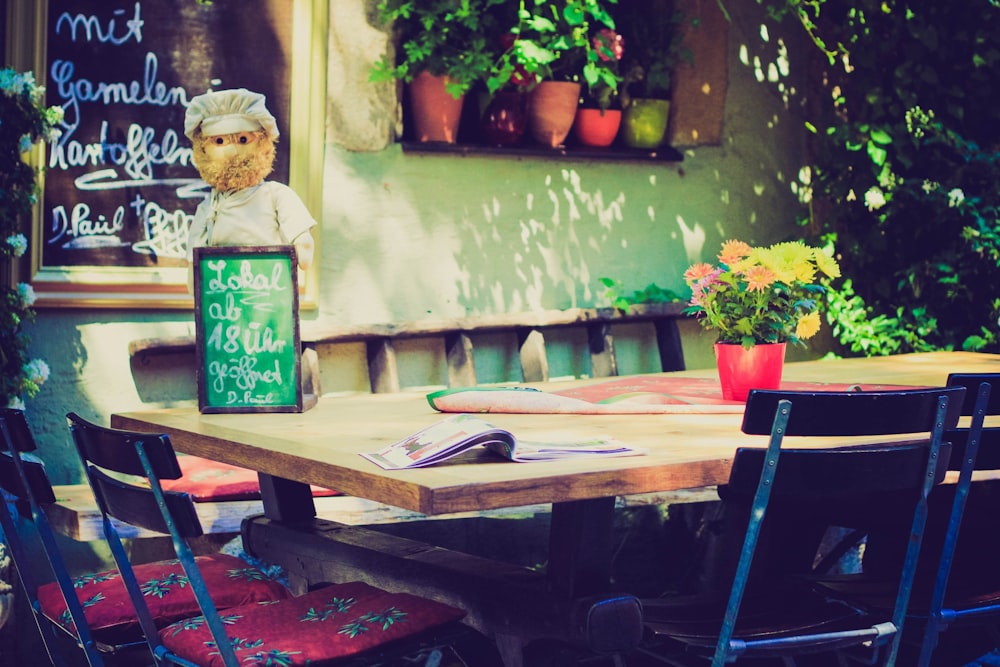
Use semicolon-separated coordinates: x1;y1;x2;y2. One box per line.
128;302;688;394
51;302;704;543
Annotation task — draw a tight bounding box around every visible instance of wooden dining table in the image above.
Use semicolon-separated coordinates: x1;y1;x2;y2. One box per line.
110;350;1000;664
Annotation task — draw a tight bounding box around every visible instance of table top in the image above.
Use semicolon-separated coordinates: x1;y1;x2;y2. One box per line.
111;351;1000;515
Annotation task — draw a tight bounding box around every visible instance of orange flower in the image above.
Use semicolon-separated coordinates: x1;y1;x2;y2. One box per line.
718;240;752;267
743;265;776;292
683;263;717;285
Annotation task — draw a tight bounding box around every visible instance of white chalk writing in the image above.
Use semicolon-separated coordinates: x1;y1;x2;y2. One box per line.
200;255;295;407
55;3;144;46
49;52;189;136
46;2;196;261
206;260;289;295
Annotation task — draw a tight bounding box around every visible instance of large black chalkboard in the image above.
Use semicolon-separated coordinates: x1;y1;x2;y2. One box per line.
194;246;303;413
42;0;292;272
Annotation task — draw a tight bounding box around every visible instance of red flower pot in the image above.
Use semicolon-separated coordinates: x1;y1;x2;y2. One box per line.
714;342;786;401
573;108;622;147
481;91;529;146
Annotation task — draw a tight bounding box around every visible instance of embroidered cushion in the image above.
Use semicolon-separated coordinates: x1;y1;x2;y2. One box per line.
160;581;466;667
162;456;339;501
37;553;290;642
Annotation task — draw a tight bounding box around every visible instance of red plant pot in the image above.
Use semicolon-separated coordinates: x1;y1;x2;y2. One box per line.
714;342;786;401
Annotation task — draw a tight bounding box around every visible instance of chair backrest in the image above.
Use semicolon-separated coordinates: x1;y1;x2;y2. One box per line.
65;411;242;667
945;372;1000;470
711;386;965;667
0;408;105;667
741;387;965;437
945;373;1000;415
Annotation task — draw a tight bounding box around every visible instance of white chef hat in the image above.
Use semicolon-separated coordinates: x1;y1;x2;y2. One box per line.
184;88;279;140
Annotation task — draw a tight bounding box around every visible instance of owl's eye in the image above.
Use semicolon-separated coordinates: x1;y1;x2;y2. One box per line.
213;137;225;145
238;135;249;144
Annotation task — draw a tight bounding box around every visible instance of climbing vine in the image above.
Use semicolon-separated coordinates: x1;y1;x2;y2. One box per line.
763;0;1000;354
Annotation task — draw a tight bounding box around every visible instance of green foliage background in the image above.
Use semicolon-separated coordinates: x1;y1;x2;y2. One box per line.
769;0;1000;355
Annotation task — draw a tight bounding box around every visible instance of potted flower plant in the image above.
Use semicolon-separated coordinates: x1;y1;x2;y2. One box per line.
370;0;509;143
573;26;625;147
487;0;618;147
683;239;841;400
614;0;688;149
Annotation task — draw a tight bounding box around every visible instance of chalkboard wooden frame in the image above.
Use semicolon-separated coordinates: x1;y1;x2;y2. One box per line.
193;245;305;414
8;0;327;309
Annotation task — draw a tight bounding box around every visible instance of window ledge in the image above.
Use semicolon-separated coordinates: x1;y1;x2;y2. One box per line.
400;141;684;163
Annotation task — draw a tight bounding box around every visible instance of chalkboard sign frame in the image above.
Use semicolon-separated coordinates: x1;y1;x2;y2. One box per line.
193;245;306;414
9;0;327;309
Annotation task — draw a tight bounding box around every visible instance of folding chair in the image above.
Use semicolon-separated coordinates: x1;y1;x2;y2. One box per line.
2;409;299;667
66;411;471;667
1;407;117;667
639;386;965;667
822;375;1000;666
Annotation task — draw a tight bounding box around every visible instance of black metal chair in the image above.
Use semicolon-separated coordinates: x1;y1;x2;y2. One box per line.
639;386;965;667
66;411;473;667
1;408;122;667
817;374;1000;666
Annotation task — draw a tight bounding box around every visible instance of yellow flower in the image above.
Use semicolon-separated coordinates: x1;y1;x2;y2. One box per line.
751;246;797;284
718;240;752;267
795;311;822;339
813;248;841;278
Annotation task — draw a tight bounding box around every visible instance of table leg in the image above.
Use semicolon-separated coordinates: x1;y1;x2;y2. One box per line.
548;497;617;598
257;473;315;522
494;634;526;667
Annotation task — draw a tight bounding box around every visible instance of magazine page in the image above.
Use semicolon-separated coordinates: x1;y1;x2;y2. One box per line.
485;437;645;462
361;414;514;470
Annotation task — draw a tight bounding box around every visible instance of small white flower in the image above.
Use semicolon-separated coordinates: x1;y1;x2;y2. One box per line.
7;397;26;411
23;359;50;385
922;180;939;194
864;186;886;211
947;188;965;208
17;282;37;307
47;105;65;125
6;233;28;257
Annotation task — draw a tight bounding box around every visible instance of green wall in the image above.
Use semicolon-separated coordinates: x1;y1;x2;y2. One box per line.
21;1;816;482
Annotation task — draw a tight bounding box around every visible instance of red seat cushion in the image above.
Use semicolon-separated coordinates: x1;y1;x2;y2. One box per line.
162;456;339;501
37;553;290;642
160;581;466;667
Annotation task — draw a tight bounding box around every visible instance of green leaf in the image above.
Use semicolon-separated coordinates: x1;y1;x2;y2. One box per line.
869;128;892;145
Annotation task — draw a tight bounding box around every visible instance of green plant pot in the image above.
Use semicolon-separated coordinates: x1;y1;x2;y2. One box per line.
621;98;671;149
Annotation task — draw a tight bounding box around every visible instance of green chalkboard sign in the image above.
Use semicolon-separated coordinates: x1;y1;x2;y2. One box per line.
194;246;303;413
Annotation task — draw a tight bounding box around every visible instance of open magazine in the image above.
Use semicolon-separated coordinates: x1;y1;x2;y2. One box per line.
360;414;645;470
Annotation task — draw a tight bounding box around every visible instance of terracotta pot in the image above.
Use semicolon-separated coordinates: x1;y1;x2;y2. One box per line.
573;108;622;147
621;98;671;149
714;342;786;401
481;91;529;146
408;71;464;143
527;81;582;147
